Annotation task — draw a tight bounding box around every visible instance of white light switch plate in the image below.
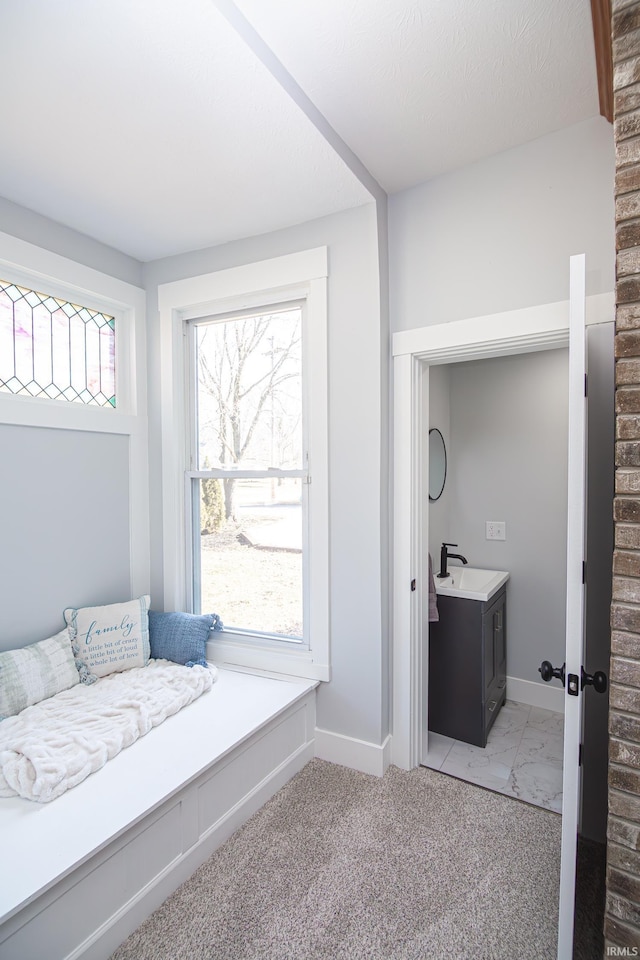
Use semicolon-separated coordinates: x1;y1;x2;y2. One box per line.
486;521;506;540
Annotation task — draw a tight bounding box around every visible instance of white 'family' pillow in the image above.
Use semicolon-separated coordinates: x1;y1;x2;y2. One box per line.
64;596;151;678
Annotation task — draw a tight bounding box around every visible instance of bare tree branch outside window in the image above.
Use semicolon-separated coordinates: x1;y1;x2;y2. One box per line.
196;310;302;518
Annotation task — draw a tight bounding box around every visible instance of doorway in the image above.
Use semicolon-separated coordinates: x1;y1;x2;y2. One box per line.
421;348;569;814
391;290;614;957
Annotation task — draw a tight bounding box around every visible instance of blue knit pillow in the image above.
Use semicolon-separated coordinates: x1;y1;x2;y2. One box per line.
148;611;222;667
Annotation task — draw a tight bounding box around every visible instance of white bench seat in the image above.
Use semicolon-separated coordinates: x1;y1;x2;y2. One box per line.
0;666;317;960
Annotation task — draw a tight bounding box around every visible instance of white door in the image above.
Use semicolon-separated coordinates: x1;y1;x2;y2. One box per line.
555;253;588;959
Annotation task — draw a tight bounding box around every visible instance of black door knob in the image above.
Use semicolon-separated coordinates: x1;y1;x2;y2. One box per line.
581;667;608;694
539;660;566;685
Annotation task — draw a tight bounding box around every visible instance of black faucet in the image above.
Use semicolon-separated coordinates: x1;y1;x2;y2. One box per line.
437;542;468;578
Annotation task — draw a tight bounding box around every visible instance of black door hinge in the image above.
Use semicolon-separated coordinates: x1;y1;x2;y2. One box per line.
579;743;583;767
582;561;586;584
411;579;416;592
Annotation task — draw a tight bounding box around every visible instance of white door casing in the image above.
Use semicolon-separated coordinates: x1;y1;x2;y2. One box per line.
391;267;610;953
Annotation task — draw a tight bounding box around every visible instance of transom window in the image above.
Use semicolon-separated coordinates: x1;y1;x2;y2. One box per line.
189;305;307;641
0;278;116;407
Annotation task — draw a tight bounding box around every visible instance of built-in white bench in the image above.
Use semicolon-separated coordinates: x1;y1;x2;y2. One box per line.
0;666;317;960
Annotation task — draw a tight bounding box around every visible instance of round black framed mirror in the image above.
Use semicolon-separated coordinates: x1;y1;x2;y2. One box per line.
428;428;447;501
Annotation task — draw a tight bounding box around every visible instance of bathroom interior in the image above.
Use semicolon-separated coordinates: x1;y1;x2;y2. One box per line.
420;323;613;844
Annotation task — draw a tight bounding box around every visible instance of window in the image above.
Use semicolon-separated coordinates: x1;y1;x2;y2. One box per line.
189;306;306;641
158;248;329;681
0;278;116;407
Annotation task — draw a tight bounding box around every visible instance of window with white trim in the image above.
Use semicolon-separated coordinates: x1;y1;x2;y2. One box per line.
158;248;329;681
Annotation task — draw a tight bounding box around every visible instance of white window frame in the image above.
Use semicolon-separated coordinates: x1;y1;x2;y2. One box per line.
158;248;330;682
0;231;150;598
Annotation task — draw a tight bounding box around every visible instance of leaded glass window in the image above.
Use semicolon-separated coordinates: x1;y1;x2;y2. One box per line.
0;279;116;407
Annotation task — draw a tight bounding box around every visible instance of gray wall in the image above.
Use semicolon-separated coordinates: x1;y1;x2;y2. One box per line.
0;196;142;288
389;113;615;723
0;203;143;652
0;195;389;748
143;203;388;746
447;348;569;685
426;364;452;566
0;424;131;649
0;111;615;752
376;199;391;744
389;116;614;333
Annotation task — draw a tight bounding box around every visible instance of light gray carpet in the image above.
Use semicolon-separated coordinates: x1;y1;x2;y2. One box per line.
111;760;560;960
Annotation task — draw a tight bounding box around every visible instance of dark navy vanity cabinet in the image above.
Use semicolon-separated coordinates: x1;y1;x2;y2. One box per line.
428;586;507;748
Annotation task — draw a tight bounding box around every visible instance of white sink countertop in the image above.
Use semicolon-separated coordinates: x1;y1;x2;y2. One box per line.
434;566;509;602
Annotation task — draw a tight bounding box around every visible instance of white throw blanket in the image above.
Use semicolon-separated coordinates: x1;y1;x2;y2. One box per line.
0;659;215;803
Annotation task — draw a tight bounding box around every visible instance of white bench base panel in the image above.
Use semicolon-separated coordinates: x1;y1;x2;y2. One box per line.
0;667;317;960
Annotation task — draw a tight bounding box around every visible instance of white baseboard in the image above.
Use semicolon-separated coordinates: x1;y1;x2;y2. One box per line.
507;675;565;713
314;728;392;777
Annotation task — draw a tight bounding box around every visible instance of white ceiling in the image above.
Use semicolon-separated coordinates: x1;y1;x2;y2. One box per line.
0;0;600;262
236;0;600;192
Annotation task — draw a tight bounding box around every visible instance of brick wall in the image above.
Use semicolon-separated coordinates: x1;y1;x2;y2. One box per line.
607;0;640;949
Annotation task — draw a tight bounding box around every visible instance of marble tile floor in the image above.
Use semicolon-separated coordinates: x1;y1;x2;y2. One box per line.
422;699;564;813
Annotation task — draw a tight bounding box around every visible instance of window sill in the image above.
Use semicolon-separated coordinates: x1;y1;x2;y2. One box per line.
0;392;140;434
205;635;329;683
216;627;305;648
